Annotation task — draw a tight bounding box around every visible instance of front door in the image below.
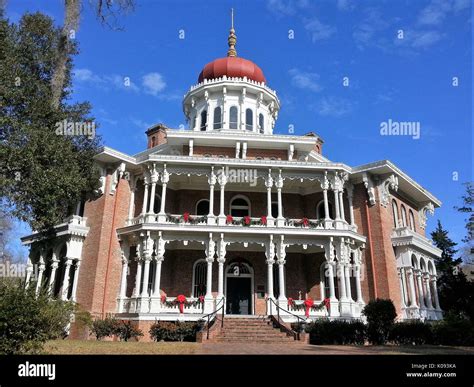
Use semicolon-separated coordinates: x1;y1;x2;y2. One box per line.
226;277;251;315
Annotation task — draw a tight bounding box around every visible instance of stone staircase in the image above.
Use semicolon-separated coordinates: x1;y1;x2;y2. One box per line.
210;316;301;344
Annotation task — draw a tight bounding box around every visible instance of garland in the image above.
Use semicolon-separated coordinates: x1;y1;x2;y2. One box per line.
161;294;205;313
295;218;324;228
287;297;330;317
167;213;207;225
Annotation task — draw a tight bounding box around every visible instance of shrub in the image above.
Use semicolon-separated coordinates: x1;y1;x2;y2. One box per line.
362;299;397;345
0;279;75;354
306;319;366;345
90;315;120;340
432;316;474;346
389;321;433;345
115;321;143;342
149;320;204;342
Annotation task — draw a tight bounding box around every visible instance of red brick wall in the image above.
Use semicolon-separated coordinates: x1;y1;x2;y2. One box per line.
352;182;402;316
77;171;131;317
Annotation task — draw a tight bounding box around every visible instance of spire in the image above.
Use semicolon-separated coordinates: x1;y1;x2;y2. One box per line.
227;8;237;57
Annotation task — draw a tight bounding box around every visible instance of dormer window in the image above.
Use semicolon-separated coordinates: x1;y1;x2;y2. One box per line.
200;110;207;131
245;108;253;130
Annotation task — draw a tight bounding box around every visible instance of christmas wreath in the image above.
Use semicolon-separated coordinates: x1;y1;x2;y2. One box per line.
161;294;205;313
287;298;327;316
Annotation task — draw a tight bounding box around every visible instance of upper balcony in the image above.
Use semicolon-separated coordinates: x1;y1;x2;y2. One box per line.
391;226;441;257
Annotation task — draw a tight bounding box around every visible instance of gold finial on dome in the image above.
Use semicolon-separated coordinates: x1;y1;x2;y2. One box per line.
227;8;237;57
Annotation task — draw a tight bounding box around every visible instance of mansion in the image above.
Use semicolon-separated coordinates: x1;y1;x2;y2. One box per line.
22;22;443;341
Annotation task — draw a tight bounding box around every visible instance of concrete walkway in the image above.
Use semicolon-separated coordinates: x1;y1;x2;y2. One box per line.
198;343;474;355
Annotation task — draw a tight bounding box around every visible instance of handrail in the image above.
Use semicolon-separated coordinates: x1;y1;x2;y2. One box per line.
269;297;307;340
201;297;225;340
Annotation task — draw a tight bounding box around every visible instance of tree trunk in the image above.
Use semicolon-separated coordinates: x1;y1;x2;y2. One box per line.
51;0;81;109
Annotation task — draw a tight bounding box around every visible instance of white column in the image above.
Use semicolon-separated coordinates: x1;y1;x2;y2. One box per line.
432;277;441;310
134;259;142;298
35;262;45;295
159;169;169;215
141;258;151;297
344;264;352;301
407;268;418;307
119;258;128;301
204;235;215;313
338;262;347;300
265;170;274;226
71;260;81;302
323;189;330;221
334;189;341;220
148;180;157;214
217;168;227;225
355;265;363;303
400;267;409;306
327;263;336;300
242;142;247;159
48;260;59;294
275;170;284;226
208;167;216;224
339;190;346;222
60;258;73;300
141;181;149;215
347;184;355;227
416;270;426;308
398;268;406;308
424;274;433;309
153;257;163;296
217;236;226;299
25;261;33;289
266;236;275;300
276;236;287;303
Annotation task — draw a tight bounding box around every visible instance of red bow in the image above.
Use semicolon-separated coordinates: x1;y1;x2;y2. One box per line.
183;212;190;222
160;295;166;304
261;216;267;225
287;297;294;308
302;217;309;227
304;298;314;317
176;294;187;313
226;215;233;224
324;297;331;312
198;295;205;304
244;216;251;225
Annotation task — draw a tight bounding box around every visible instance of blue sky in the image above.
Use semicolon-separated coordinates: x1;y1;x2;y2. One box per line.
5;0;473;258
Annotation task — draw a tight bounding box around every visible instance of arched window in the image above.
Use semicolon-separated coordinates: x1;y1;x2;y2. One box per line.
258;113;264;133
245;108;253;130
230;196;250;217
153;194;161;214
409;210;416;232
316;200;334;220
200;110;207;131
401;205;407;227
229;106;238;129
196;199;210;215
192;260;207;297
392;200;399;228
213;107;222;129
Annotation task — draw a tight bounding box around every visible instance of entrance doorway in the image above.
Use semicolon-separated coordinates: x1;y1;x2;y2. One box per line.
225;262;253;315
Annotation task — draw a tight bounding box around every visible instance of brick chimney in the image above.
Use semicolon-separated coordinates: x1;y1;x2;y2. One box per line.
305;131;324;154
146;123;168;149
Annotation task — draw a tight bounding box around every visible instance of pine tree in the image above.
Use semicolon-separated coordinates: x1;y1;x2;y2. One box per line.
431;220;474;321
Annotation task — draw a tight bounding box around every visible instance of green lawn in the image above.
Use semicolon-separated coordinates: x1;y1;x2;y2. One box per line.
44;340;200;355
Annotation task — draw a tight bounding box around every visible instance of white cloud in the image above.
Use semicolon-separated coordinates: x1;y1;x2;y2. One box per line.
74;68;139;92
418;0;451;26
312;97;353;117
289;68;322;92
142;72;167;96
304;17;336;41
337;0;355;11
